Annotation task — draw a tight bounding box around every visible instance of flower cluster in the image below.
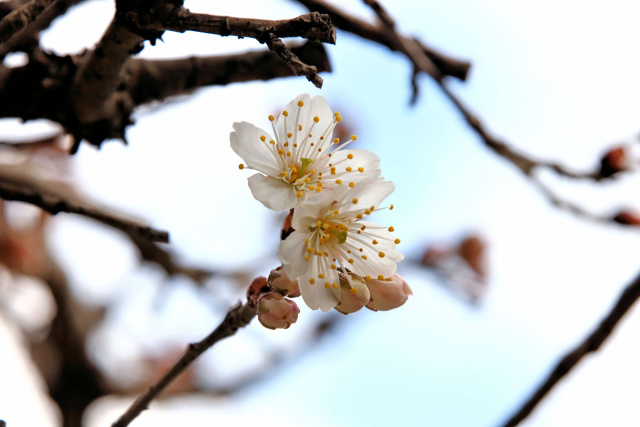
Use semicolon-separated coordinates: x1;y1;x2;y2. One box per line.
231;94;410;322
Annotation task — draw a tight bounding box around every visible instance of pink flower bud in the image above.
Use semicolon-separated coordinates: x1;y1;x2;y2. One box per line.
365;274;413;311
257;292;300;330
246;276;268;307
334;273;370;315
268;266;300;297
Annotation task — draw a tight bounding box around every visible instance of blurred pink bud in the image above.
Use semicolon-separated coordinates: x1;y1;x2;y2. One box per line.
246;276;268;307
334;273;370;315
268;266;300;297
366;274;413;311
257;292;300;330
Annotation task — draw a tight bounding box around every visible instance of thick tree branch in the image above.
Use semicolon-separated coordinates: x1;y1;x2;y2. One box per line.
501;270;640;427
0;0;84;58
0;168;169;243
126;41;331;105
0;0;55;44
128;8;336;44
296;0;470;81
111;302;256;427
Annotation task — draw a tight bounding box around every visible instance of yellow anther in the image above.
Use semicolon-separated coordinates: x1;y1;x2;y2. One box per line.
278;149;285;155
357;230;361;234
365;275;372;281
372;239;379;245
378;251;385;258
287;132;293;138
358;167;364;173
390;204;395;210
388;226;395;232
348;258;354;263
270;139;276;145
334;112;341;117
357;214;363;219
347;154;354;159
284;142;289;147
346;167;352;172
268;115;275;121
331;264;336;270
324;251;329;256
304;177;310;183
349;182;355;188
336;179;342;185
320;136;324;140
361;225;366;230
359;248;363;252
318;148;322;152
316;220;322;227
364;210;371;215
331;167;336;173
329;163;333;167
352;198;358;204
310;142;315;147
324;282;330;289
309;185;315;191
309;278;315;284
351;135;357;141
318;274;324;279
362;255;368;260
335;116;342;123
304;254;309;261
314;116;320;123
298;124;302;131
333;138;339;144
281;171;288;177
294;143;298;147
238;164;244;170
351;288;358;294
315;187;322;192
332;283;338;289
297;191;303;198
298;100;304;107
305;238;310;244
395;238;401;244
306;247;313;253
328;153;332;157
286;151;292;157
378;274;384;280
283;110;289;117
260;135;266;142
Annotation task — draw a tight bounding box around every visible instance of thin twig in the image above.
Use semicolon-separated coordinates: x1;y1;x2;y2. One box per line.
0;168;168;243
501;269;640;426
111;302;256;427
265;33;322;88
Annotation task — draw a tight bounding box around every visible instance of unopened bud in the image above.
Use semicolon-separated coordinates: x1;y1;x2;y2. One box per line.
600;146;629;178
334;273;370;315
257;292;300;330
268;266;300;297
366;274;413;312
613;210;640;226
246;276;269;307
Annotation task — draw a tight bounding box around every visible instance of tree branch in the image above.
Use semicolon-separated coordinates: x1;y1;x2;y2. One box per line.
0;0;55;45
296;0;470;81
126;41;331;106
111;302;256;427
501;269;640;426
127;8;336;44
0;167;168;243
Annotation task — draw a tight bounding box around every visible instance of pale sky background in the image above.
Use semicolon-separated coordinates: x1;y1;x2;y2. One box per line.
2;0;640;426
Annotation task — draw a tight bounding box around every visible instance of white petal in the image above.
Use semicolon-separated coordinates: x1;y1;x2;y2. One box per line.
299;272;341;312
279;231;311;280
328;149;381;180
231;122;281;177
277;94;312;144
248;173;296;211
348;178;395;210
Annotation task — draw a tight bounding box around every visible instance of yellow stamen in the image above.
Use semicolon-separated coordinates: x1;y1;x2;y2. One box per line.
346;167;352;172
238;164;244;170
351;288;358;294
395;238;401;244
332;283;338;289
349;182;355;188
336;179;342;185
358;167;364;173
365;275;372;281
260;135;266;142
314;116;320;122
268;115;275;121
298;124;302;131
298;100;304;107
324;283;330;288
350;135;357;141
372;239;378;245
388;226;395;232
333;138;339;144
278;149;285;155
390;204;394;210
348;258;354;263
347;154;353;159
352;198;358;204
297;191;303;198
283;110;288;117
378;251;385;258
378;275;384;280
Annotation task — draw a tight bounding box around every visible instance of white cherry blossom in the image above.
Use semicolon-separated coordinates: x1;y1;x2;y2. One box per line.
231;94;381;211
278;177;404;311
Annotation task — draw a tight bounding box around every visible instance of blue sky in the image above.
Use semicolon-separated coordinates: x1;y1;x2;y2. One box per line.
3;0;640;426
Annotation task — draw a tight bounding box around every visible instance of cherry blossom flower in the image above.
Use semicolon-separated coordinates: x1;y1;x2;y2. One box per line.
278;177;404;311
231;94;381;211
